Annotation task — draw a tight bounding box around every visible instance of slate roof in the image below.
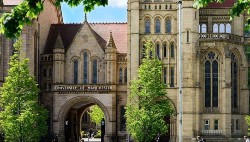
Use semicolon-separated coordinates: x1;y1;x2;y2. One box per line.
43;22;127;54
206;0;235;8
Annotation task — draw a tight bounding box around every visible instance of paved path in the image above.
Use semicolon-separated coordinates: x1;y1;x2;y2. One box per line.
81;138;101;142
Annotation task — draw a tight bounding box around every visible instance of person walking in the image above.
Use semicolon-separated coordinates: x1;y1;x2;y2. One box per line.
197;136;204;142
244;136;250;142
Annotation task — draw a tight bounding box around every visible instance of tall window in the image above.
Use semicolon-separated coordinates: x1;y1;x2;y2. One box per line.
204;51;219;108
166;18;171;33
155;18;161;33
170;43;174;58
145;18;151;34
214;119;219;130
163;42;167;57
204;119;210;130
43;68;47;77
74;60;78;84
92;59;98;84
236;119;240;130
219;23;225;33
231;53;238;109
120;106;126;131
83;52;88;84
124;68;127;83
119;67;123;83
170;67;174;87
163;67;167;84
187;30;190;43
213;24;218;33
201;24;207;33
226;23;231;33
49;68;52;78
156;43;160;59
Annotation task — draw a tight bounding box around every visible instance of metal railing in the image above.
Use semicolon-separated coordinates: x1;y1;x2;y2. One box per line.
201;130;223;136
199;33;244;44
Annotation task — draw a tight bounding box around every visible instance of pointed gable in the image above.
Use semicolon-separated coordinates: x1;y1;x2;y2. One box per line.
54;33;64;49
106;32;116;49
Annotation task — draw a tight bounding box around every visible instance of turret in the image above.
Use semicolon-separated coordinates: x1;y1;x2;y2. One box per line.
53;33;65;84
105;32;117;84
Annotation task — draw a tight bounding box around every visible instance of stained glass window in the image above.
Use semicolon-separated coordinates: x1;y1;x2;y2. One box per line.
163;42;167;57
166;19;171;33
145;19;151;34
93;59;98;84
83;52;88;84
170;67;174;87
231;53;238;109
119;67;123;83
155;18;161;33
74;60;78;84
204;51;219;108
170;43;174;58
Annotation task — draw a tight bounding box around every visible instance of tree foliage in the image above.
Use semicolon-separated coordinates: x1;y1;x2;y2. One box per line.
0;39;48;141
193;0;250;30
125;42;173;142
0;0;108;38
88;105;104;127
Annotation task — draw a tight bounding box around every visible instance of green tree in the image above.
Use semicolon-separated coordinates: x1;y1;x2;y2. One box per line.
125;42;173;142
193;0;250;29
88;105;104;128
0;0;108;38
0;39;48;141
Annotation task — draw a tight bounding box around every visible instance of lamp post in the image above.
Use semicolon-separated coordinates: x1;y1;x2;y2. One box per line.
177;0;183;142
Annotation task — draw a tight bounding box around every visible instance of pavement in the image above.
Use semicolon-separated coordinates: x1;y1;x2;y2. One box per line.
81;138;101;142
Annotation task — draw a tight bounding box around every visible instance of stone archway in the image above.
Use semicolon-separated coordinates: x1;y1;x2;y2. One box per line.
54;96;111;142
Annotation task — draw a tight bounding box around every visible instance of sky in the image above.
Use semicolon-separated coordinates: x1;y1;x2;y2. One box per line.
61;0;127;23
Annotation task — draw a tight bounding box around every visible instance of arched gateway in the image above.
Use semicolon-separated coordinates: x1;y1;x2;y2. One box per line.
52;85;117;142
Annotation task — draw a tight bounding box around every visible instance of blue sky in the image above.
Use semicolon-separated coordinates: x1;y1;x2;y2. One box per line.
61;0;127;23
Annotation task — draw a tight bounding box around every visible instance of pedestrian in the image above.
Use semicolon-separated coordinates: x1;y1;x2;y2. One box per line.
88;129;92;138
197;136;204;142
244;136;250;142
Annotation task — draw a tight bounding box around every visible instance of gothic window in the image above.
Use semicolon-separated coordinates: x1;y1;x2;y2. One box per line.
214;119;219;130
166;18;171;33
74;60;78;84
231;53;238;109
92;59;98;84
159;5;161;9
163;67;167;84
236;119;240;130
163;42;167;57
204;51;219;108
170;67;174;87
219;23;225;33
187;30;190;43
43;68;47;77
120;106;126;131
201;24;207;33
124;68;127;83
119;67;123;83
170;42;174;58
155;18;161;34
145;18;151;34
142;43;146;59
156;43;160;59
226;23;231;33
49;68;52;78
165;4;167;9
83;52;88;84
213;24;218;33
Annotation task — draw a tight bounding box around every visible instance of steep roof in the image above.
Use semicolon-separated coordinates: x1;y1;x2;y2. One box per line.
43;22;127;54
206;0;235;8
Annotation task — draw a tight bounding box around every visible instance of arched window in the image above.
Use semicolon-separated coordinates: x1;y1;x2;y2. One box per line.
163;42;167;57
231;53;238;109
83;52;88;84
163;67;167;84
49;68;52;78
119;67;123;83
205;51;219;108
43;68;47;77
213;24;218;33
156;43;160;59
170;67;174;87
219;23;225;33
74;60;78;84
142;43;146;59
166;18;171;33
145;18;151;34
155;18;161;34
226;23;231;33
170;42;174;58
201;24;207;33
92;59;98;84
124;68;127;83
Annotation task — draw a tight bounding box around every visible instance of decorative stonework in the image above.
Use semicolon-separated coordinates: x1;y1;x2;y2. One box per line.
82;35;88;43
199;9;230;16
